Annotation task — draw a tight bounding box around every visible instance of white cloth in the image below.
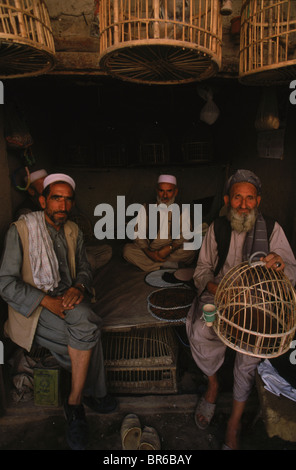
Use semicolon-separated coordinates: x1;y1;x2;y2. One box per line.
19;212;60;291
258;359;296;402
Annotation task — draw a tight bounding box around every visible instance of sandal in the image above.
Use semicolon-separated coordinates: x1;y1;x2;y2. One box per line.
121;414;142;450
139;426;161;450
194;396;216;430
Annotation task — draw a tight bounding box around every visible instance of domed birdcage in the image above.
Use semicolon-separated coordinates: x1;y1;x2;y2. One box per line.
0;0;55;78
98;0;222;85
239;0;296;85
213;253;296;358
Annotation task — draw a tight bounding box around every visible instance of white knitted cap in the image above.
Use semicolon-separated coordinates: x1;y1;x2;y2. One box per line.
25;169;47;184
43;173;76;191
158;174;177;185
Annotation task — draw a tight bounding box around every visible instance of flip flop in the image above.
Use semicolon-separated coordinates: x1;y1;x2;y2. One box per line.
194;396;216;430
121;414;142;450
139;426;161;450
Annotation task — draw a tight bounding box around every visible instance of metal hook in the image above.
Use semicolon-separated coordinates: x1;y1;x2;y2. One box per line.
248;251;267;267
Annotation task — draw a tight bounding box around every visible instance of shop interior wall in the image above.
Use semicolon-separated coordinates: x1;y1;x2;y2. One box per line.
2;77;296;253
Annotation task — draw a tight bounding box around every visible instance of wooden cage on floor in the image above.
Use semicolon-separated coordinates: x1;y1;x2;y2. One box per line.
213;260;296;359
239;0;296;85
102;327;179;394
98;0;222;84
0;0;55;78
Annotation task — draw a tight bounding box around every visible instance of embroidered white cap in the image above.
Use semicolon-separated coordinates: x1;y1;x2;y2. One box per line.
158;174;177;186
43;173;76;191
25;169;47;184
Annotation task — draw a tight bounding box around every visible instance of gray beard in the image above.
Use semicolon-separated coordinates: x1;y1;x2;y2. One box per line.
227;206;258;233
157;195;176;207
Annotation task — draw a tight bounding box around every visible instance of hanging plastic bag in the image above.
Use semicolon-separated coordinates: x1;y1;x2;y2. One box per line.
198;86;220;125
4;100;34;149
255;88;280;131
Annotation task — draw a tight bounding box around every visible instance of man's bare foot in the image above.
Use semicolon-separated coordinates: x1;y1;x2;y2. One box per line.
224;418;241;450
195;375;219;429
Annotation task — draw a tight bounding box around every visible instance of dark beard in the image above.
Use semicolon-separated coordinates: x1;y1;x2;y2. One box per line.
227;206;258;233
46;210;69;226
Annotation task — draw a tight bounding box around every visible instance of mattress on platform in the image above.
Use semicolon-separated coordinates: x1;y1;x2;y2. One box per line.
92;256;193;331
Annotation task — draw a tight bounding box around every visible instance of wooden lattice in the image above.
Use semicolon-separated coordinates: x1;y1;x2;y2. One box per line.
214;261;296;358
239;0;296;85
98;0;222;84
0;0;55;78
102;327;178;393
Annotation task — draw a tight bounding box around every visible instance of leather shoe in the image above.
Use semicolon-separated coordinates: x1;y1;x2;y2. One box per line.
64;401;89;450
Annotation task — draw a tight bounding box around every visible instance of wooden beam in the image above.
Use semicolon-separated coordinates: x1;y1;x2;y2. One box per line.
53;35;100;53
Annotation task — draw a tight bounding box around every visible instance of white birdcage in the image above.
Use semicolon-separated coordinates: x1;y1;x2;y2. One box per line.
213;253;296;358
98;0;222;84
0;0;55;78
239;0;296;85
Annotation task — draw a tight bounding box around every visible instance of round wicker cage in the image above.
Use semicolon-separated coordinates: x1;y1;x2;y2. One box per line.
239;0;296;85
0;0;55;78
147;286;196;322
98;0;222;84
213;259;296;358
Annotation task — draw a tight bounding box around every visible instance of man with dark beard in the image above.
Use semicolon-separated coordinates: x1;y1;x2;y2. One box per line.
123;174;196;272
186;169;296;450
0;173;116;450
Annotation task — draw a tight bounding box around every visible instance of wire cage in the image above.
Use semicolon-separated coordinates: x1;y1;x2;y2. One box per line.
239;0;296;85
102;327;179;393
98;0;222;84
139;122;169;164
181;122;213;162
213;259;296;358
0;0;55;78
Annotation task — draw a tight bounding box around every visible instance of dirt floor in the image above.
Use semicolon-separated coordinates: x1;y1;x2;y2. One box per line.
1;390;296;453
1;341;296;453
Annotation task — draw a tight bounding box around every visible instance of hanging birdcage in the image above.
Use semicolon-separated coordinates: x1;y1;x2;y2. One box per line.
98;0;222;85
0;0;55;78
213;254;296;358
239;0;296;85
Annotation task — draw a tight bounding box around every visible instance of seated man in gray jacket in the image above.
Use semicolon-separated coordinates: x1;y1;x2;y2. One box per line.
0;173;116;450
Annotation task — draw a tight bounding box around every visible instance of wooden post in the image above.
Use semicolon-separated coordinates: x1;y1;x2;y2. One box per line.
113;0;119;44
14;0;27;37
153;0;160;39
267;0;274;65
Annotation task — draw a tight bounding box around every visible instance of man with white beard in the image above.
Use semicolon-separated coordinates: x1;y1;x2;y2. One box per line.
186;169;296;450
123;174;195;272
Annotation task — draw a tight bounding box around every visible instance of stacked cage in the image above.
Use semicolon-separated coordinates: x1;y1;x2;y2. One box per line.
102;327;179;393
